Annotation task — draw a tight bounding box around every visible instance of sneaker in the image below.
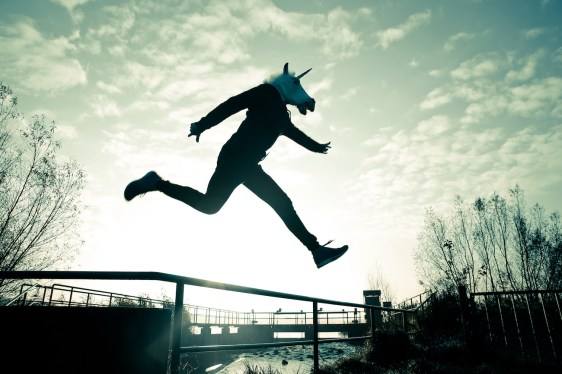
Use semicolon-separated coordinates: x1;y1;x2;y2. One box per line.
124;171;162;201
311;241;349;269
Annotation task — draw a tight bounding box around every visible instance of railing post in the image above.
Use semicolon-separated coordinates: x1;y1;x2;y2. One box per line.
171;282;185;374
458;284;477;353
370;307;376;343
313;301;319;372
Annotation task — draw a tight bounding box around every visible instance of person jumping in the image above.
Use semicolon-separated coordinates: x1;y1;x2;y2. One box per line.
124;63;348;269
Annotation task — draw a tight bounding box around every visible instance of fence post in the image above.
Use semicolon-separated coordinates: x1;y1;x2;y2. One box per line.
313;301;319;372
458;285;474;352
171;282;185;374
370;308;376;343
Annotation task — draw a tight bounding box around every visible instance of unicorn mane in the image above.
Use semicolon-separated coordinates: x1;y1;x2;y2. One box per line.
263;69;296;84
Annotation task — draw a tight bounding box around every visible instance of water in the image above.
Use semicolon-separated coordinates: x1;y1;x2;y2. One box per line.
199;341;363;374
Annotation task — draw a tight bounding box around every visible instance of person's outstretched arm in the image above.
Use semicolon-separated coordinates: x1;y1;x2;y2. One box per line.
283;122;331;154
189;85;263;142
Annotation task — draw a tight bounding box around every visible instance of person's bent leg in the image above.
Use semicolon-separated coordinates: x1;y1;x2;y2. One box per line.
243;166;319;250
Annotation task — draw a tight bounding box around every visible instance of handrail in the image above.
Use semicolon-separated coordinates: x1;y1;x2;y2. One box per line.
15;283;367;325
0;271;403;310
0;271;417;373
6;283;41;306
396;289;433;310
472;289;562;296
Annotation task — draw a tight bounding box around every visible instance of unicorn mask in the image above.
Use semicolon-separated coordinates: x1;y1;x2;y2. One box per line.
270;62;316;115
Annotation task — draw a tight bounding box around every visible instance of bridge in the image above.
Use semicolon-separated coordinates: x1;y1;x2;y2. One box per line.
9;281;400;347
1;271;418;374
185;306;371;346
10;282;378;346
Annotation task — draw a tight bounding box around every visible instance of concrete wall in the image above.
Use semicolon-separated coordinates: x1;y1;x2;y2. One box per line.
0;306;171;374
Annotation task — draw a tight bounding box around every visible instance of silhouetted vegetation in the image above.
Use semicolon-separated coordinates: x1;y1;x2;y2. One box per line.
414;186;562;293
0;83;85;295
312;291;562;374
240;289;561;373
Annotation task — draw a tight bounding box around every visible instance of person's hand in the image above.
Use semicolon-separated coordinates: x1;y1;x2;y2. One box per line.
317;142;331;154
188;122;202;142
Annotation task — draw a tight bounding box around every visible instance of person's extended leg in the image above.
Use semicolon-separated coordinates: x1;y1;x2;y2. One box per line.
242;165;319;249
243;166;348;268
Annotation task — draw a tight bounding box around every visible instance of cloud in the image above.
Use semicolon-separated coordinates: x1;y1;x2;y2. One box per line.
444;32;475;52
422;48;561;122
316;7;364;59
376;10;432;49
124;0;363;67
0;18;87;93
416;115;450;137
428;69;442;77
554;47;562;64
156;80;208;102
451;54;501;80
420;88;453;110
52;0;88;23
351;120;562;231
521;28;545;40
506;49;544;82
91;4;135;38
91;95;121;117
458;76;562;123
71;0;364;109
508;77;562;117
96;81;122;94
56;123;79;139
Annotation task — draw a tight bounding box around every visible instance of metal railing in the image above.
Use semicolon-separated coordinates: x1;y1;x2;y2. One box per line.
396;290;433;310
10;282;369;328
468;289;562;366
0;271;417;373
10;283;173;308
385;290;434;336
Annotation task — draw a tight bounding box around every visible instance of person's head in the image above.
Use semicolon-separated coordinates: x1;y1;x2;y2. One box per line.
266;62;315;115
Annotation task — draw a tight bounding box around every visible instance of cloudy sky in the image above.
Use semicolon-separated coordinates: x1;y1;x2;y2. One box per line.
1;0;561;309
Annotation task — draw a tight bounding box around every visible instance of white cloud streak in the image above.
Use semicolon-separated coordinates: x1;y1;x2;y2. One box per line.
444;32;475;52
376;10;432;49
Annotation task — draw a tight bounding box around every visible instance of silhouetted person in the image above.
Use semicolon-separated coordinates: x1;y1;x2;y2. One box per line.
124;63;348;268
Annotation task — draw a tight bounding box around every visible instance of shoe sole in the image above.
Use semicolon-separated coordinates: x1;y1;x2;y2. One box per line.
124;172;159;201
124;181;139;201
316;245;348;269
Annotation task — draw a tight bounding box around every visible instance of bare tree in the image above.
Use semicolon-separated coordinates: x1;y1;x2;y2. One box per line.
414;207;469;292
367;261;396;305
0;83;86;296
414;186;562;292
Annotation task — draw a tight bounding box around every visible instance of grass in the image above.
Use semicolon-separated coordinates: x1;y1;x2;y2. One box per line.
243;361;303;374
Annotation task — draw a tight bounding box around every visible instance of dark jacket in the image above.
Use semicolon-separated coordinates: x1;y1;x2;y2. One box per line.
195;83;323;163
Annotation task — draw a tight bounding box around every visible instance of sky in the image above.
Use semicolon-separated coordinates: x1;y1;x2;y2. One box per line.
1;0;562;311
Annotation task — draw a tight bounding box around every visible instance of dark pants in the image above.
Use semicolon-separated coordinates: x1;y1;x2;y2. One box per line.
158;154;319;250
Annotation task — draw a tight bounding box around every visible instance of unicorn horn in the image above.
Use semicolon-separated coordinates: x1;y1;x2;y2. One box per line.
296;68;312;79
